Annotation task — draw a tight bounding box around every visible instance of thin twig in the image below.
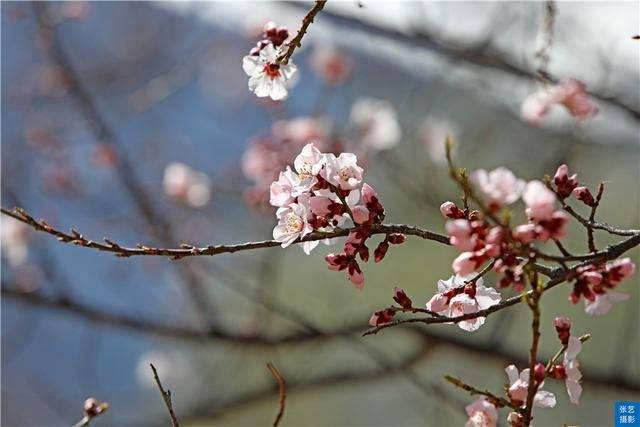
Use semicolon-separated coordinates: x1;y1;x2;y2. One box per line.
587;182;605;253
523;269;542;426
278;0;327;64
0;206;449;259
266;363;287;427
443;375;515;409
150;363;181;427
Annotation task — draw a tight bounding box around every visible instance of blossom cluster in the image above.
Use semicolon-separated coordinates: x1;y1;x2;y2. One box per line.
242;21;297;101
521;78;598;124
269;142;404;288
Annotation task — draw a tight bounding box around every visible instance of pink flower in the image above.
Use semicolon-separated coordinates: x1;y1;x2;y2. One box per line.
505;365;556;408
446;219;477;252
521;78;598;124
350;98;401;151
352;205;370;224
269;167;298;207
294;142;325;182
242;44;297;101
272;199;314;252
470;167;525;208
584;290;630;316
162;162;211;207
465;397;498;427
522;180;556;221
321;152;363;190
555;78;598;120
309;46;353;86
452;252;480;276
426;275;501;332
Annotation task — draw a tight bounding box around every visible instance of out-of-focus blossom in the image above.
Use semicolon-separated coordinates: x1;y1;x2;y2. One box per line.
465;397;498;427
419;118;458;164
310;45;353;85
1;216;30;266
162;162;211;207
470;167;525;210
522;180;556;221
521;78;598;124
136;350;189;388
350;98;401;151
243;44;297;101
505;365;556;408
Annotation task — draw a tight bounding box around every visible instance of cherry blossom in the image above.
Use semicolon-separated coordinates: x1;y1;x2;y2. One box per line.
294;142;325;183
309;45;353;85
571;258;635;313
426;275;501;331
562;336;583;404
584;291;630;316
321;153;364;190
272;197;314;252
470;167;525;209
465;397;498;427
522;180;556;222
162;162;211;207
269;167;298;207
242;44;297;101
350;98;401;151
521;78;598;124
505;365;556;408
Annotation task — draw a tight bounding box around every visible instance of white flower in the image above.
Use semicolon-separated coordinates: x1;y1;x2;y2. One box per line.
426;275;501;332
272;195;316;254
269;166;298;207
350;98;401;151
162;162;211;207
505;365;556;408
563;336;583;404
470;167;525;208
242;44;297;101
584;290;630;316
321;152;363;190
1;216;30;266
293;142;325;191
465;397;498;427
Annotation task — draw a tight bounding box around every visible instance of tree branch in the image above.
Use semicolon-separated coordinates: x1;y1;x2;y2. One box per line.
277;0;327;65
266;363;287;427
150;363;181;427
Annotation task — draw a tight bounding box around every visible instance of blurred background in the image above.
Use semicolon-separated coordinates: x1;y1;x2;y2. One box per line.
1;1;639;426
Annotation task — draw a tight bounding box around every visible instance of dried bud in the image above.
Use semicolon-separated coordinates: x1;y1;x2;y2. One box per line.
554;316;571;344
392;287;412;309
534;362;546;383
572;186;595;206
374;241;389;263
369;308;395;326
387;233;406;245
439;201;465;219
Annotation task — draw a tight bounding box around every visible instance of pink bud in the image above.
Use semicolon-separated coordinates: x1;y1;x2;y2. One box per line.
553;164;579;198
554;316;571;344
361;183;378;204
439;201;464;219
374;241;389;263
325;253;346;271
550;364;567;379
392;287;412;309
347;260;365;288
572;186;595;206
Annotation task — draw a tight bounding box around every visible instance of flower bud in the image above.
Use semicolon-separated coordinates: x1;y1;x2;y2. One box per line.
534;362;546;383
572;186;595;206
374;241;389;263
554;316;571;344
369;309;395;326
550;364;567;379
387;233;406;245
554;164;579;198
439;201;464;219
392;287;412;309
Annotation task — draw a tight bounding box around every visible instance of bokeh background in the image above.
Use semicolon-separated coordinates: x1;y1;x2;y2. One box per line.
1;1;639;426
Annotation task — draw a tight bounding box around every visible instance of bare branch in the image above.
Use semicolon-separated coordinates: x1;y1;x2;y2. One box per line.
150;363;181;427
278;0;327;64
266;363;287;427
